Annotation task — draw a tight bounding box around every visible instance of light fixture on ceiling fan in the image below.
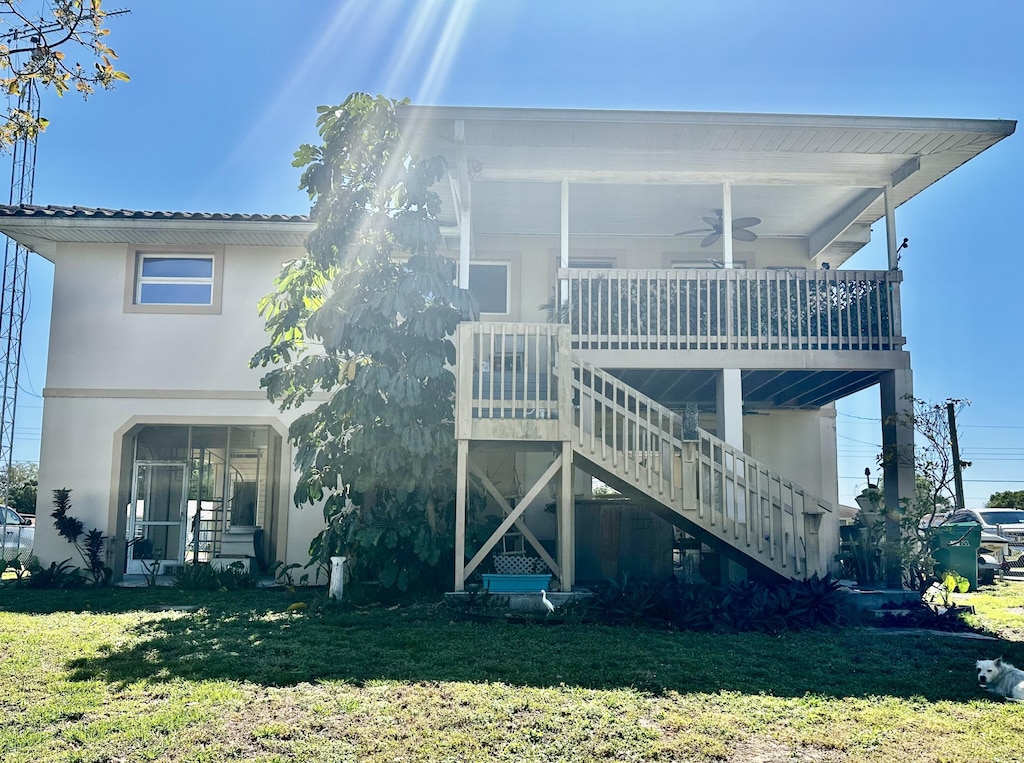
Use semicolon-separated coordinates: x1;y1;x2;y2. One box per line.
674;209;761;248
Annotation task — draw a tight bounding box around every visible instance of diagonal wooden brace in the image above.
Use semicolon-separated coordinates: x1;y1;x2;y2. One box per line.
468;459;560;578
465;457;562;578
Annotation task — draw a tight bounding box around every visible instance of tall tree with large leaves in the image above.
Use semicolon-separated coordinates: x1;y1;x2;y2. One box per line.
252;93;476;591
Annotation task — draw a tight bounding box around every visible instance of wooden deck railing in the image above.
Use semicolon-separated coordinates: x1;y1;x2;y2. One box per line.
454;322;570;440
559;267;903;352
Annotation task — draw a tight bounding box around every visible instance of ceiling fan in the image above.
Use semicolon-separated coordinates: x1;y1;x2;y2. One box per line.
675;209;761;248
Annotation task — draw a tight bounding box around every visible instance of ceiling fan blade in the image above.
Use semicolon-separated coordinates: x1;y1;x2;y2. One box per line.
702;215;721;227
732;216;761;229
733;229;757;242
674;227;711;236
700;232;721;248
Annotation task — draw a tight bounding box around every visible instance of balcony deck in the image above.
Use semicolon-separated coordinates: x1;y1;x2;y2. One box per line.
559;267;903;352
556;267;907;408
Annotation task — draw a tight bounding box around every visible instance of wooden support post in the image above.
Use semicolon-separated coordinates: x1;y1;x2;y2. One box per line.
722;181;734;268
560;178;569;309
455;119;472;289
558;441;574;591
454;439;469;591
716;369;743;450
681;441;698;511
883;182;898;270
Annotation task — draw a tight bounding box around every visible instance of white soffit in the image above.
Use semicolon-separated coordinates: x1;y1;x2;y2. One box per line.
402;105;1016;238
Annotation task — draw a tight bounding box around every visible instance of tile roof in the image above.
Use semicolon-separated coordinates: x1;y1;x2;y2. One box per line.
0;204;309;222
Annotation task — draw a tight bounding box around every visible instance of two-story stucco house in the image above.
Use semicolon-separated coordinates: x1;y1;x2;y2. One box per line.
0;106;1014;586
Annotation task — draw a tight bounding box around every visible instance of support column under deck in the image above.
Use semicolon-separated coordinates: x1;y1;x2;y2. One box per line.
557;441;575;591
716;369;744;450
454;439;469;591
880;367;914;588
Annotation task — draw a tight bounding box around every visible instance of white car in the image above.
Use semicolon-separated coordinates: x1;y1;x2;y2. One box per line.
1;504;34;561
942;508;1024;569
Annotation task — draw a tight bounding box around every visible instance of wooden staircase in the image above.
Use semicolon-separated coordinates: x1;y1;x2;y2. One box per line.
570;357;832;581
453;322;835;587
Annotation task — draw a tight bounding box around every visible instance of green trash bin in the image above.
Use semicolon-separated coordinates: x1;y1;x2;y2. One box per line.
931;523;981;591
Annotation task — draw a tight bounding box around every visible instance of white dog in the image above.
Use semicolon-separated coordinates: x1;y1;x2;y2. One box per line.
976;658;1024;702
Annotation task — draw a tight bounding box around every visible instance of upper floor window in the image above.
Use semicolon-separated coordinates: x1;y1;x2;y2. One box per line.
137;255;214;305
469;261;509;315
126;248;223;314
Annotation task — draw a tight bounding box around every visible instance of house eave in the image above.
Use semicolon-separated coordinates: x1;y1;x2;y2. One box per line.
0;210;314;258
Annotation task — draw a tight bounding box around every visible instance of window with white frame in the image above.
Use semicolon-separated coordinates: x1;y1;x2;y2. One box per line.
468;262;509;314
135;254;215;305
125;248;225;315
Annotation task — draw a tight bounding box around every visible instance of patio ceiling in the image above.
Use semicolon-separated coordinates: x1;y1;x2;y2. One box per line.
403;105;1015;265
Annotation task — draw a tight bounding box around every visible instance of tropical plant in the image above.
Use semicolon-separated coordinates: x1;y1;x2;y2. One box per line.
171;561;256;591
172;562;221;591
587;574;664;627
26;557;83;588
586;574;848;633
270;560;309;588
50;487;110;585
0;553;30;583
786;574;848;627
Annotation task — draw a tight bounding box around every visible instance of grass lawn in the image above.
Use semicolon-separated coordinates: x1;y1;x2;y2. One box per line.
2;582;1024;762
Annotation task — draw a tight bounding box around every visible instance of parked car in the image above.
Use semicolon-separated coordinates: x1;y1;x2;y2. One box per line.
941;508;1024;570
1;504;34;561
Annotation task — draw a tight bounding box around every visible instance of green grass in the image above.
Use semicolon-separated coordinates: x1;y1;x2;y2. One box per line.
2;584;1024;762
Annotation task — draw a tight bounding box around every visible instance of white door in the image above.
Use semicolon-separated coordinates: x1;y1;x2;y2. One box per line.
126;461;188;574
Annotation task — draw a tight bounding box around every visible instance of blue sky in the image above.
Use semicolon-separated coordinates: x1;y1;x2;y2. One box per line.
7;0;1023;507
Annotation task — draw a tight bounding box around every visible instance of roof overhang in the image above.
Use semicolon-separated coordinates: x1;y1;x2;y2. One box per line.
0;207;314;260
0;107;1013;266
397;105;1016;264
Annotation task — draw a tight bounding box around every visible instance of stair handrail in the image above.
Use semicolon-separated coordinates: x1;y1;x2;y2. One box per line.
569;352;834;578
570;355;692;505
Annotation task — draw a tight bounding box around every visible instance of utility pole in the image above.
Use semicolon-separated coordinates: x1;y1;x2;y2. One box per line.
947;401;966;509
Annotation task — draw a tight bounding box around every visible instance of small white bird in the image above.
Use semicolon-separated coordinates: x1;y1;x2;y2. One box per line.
540;589;555;613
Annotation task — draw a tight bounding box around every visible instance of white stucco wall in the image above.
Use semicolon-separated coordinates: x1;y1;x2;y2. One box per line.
744;408;838;504
743;406;842;568
34;240;330;573
45;243;295;392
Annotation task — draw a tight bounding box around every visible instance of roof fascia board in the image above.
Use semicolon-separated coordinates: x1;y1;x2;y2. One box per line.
399;104;1016;137
0;216;315;242
5;216;316;235
472;167;894;186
